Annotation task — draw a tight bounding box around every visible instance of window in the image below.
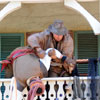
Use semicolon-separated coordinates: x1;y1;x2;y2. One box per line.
74;31;99;76
0;33;24;78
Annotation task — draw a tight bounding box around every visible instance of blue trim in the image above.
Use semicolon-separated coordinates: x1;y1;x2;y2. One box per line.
74;31;78;59
98;35;100;75
0;36;1;78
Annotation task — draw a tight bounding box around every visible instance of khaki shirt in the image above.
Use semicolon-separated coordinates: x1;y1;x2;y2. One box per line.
28;29;74;59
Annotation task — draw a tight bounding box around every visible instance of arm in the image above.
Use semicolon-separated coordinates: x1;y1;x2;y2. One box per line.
28;32;46;49
62;35;76;73
27;32;47;58
62;35;74;58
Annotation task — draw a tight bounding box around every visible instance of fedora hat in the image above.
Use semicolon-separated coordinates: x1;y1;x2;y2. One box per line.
48;20;68;35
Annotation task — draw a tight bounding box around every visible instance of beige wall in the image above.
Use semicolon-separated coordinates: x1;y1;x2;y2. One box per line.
0;1;99;33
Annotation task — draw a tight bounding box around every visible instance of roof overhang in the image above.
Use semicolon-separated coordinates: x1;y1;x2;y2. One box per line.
77;0;97;2
0;0;100;35
0;0;98;3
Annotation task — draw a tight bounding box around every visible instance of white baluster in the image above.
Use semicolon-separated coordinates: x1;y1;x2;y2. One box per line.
57;80;65;100
48;80;56;99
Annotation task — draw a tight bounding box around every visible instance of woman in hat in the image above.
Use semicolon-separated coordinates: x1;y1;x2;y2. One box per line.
27;20;78;77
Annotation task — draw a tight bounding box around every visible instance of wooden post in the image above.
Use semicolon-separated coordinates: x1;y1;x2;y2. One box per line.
76;59;89;64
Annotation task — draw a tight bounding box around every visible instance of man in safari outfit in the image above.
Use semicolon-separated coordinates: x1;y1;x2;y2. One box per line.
28;20;77;77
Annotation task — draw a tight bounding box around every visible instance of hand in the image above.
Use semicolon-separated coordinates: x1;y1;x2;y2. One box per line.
63;58;76;74
66;58;76;66
36;48;46;58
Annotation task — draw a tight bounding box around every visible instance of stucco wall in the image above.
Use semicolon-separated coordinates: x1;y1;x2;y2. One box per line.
0;1;99;33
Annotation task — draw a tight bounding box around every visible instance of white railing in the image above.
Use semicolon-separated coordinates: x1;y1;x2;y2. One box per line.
0;77;100;100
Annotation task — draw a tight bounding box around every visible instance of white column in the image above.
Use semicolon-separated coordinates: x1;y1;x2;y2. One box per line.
0;2;21;22
64;0;100;35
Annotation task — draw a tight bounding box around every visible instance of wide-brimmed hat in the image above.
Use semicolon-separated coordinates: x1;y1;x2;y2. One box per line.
48;20;68;35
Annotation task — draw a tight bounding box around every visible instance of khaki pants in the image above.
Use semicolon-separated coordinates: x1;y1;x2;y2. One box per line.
48;66;69;77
